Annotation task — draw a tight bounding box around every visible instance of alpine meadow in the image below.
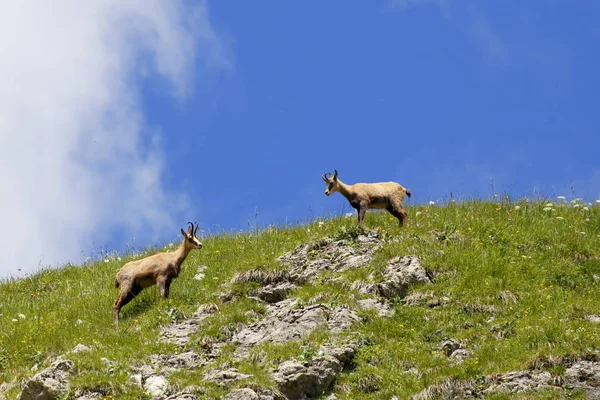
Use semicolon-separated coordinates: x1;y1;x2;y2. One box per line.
2;198;600;399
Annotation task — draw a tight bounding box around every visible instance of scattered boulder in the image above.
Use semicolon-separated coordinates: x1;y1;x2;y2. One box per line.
440;339;461;357
586;315;600;324
278;231;382;281
273;345;356;400
234;299;360;349
72;391;104;400
19;359;73;400
165;392;200;400
357;298;394;317
254;282;297;303
565;360;600;398
160;303;219;346
71;343;91;354
412;378;478;400
225;388;277;400
232;269;291;285
350;280;378;296
483;370;560;395
149;351;207;372
144;375;170;397
203;369;252;386
378;256;431;299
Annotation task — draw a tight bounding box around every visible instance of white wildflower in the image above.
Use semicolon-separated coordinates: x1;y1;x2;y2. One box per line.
429;201;435;206
543;207;552;212
574;204;580;208
583;206;589;211
557;196;566;200
18;313;26;319
556;216;564;220
117;257;122;261
596;200;600;204
586;218;590;222
514;205;521;210
11;319;17;322
104;259;109;263
345;212;354;218
307;228;311;233
546;203;553;207
75;319;83;326
318;221;324;227
416;211;422;217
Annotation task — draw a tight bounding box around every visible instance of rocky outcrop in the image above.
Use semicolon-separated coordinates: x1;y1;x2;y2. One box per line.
160;303;219;346
278;231;382;281
19;360;73;400
272;345;356;400
377;256;431;299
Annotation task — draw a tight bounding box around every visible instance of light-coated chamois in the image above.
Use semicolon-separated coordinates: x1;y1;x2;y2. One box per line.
113;222;203;325
322;169;412;228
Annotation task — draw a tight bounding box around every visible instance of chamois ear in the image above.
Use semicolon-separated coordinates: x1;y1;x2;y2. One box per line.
181;228;187;237
333;169;338;181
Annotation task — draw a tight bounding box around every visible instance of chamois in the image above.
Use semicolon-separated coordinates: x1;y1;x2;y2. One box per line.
322;169;412;228
113;222;203;325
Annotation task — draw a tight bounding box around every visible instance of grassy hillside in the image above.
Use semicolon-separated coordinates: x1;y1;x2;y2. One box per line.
2;199;600;399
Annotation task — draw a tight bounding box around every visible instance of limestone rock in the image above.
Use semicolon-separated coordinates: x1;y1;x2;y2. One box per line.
378;256;431;299
160;303;218;346
71;344;91;354
357;298;394;317
144;375;169;398
234;299;360;348
203;369;252;386
272;345;356;400
19;359;73;400
278;231;382;281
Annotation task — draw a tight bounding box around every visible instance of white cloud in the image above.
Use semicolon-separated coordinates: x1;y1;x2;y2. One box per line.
0;1;229;278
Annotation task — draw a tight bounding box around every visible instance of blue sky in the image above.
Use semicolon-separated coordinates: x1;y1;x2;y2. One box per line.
1;1;599;277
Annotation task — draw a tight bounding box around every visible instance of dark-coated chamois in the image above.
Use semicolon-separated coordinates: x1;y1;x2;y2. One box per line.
322;169;411;228
113;222;203;325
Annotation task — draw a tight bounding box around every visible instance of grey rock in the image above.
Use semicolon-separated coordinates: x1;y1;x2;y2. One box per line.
272;345;356;400
483;370;558;394
441;339;461;357
256;282;297;303
165;391;200;400
357;298;394;317
587;315;600;323
160;303;218;346
565;361;600;398
144;375;169;397
350;280;379;295
203;369;252;386
72;391;104;400
234;299;360;349
378;256;431;299
71;343;91;354
225;389;259;400
19;359;73;400
149;351;206;372
278;232;382;281
412;379;478;399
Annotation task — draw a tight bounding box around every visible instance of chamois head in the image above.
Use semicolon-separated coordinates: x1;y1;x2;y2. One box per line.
322;169;339;196
181;221;203;249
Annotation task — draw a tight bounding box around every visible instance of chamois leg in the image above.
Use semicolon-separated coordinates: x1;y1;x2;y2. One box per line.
387;197;408;226
113;284;142;325
157;277;172;299
357;206;367;228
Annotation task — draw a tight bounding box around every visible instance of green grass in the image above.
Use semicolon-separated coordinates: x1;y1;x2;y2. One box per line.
2;199;600;398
